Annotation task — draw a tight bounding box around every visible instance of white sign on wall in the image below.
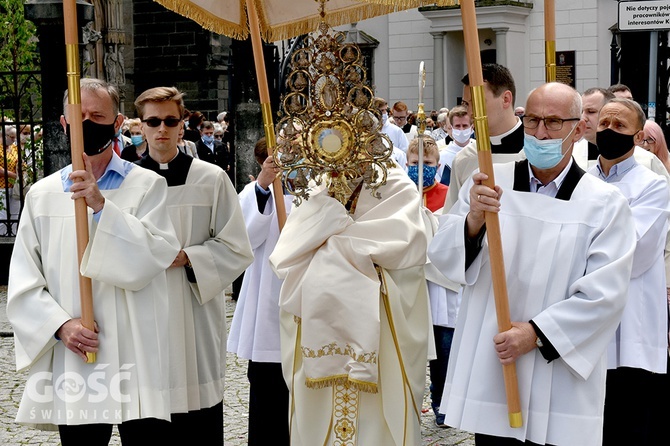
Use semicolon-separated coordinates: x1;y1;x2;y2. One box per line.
619;0;670;31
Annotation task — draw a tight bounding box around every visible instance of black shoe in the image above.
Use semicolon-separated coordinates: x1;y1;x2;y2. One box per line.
434;412;451;429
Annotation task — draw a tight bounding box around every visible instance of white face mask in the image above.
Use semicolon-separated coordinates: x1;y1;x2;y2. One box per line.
452;128;472;144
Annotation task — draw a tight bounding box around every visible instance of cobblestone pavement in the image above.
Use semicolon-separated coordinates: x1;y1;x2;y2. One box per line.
0;286;474;445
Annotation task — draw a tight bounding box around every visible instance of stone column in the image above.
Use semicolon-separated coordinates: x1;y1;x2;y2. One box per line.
233;102;262;193
492;27;509;68
431;32;445;110
24;0;94;175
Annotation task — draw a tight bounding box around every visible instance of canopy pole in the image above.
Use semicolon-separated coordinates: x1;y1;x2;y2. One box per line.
460;0;522;428
63;0;95;363
544;0;556;82
246;0;287;230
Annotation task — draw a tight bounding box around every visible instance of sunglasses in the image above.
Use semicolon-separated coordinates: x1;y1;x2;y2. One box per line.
142;117;181;128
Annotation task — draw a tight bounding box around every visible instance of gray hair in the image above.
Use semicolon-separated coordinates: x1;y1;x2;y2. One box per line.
436;112;448;124
603;98;646;130
568;89;582;118
63;78;120;118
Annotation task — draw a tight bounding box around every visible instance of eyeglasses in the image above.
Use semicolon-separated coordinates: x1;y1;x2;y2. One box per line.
142;117;181;128
393;115;408;122
642;137;656;145
522;115;581;131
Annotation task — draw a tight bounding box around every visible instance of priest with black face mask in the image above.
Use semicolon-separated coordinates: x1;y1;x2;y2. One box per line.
590;97;670;446
6;78;181;445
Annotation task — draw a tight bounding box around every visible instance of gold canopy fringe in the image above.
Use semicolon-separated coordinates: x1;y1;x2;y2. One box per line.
262;4;406;43
361;0;460;8
261;1;462;42
305;374;379;394
153;0;250;39
155;1;461;43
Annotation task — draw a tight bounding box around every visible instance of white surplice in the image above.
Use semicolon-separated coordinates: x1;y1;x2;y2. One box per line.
163;159;253;413
8;168;180;429
442;141;525;212
588;161;670;373
228;181;292;363
269;167;430;446
428;161;636;446
382;119;408;153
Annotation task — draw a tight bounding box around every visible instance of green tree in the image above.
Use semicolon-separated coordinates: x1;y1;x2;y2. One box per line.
0;0;41;122
0;0;39;73
0;0;41;212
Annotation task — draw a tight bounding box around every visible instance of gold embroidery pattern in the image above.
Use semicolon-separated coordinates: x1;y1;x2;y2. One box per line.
333;383;358;446
301;342;377;364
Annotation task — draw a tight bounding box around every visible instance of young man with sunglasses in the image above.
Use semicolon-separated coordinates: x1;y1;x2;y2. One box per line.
135;87;253;444
7;78;181;444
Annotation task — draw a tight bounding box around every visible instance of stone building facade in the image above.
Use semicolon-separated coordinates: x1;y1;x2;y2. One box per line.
84;0;231;120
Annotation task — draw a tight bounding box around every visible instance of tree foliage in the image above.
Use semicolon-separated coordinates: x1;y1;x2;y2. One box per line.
0;0;40;121
0;0;39;72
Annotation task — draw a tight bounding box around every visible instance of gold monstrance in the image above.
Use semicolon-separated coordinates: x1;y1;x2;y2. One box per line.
274;8;394;207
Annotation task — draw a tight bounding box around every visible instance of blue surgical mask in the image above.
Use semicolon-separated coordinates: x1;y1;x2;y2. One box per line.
523;124;577;169
202;135;214;145
381;113;388;123
131;135;144;147
407;164;437;188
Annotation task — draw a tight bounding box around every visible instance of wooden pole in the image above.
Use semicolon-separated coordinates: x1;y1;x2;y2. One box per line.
544;0;556;82
460;0;521;428
63;0;95;363
246;0;287;231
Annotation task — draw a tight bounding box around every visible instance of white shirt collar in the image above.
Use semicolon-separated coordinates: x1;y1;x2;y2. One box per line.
528;157;573;197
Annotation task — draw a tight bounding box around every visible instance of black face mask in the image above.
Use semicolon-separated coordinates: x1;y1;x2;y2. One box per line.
596;128;637;160
66;118;117;156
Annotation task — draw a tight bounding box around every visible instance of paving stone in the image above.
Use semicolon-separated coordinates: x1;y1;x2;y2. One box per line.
0;286;474;445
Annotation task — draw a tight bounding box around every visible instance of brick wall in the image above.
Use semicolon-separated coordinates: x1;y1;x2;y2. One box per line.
130;0;230;120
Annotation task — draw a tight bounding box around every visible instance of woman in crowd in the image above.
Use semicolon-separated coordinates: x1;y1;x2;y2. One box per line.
642;120;670;173
120;118;147;161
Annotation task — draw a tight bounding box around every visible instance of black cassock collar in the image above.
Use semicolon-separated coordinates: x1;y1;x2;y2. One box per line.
512;158;585;201
137;150;194;187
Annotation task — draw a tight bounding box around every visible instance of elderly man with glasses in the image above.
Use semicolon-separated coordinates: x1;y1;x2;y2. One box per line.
429;82;636;446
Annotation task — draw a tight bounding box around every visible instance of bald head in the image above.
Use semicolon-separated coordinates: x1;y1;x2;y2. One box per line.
526;82;582;118
524;82;585;168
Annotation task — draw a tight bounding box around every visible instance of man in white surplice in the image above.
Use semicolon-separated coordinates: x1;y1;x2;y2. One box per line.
589;98;670;446
269;166;429;446
7;79;181;444
228;137;293;445
134;87;253;444
428;82;636;446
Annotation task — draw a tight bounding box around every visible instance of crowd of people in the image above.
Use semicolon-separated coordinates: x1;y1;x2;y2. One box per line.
0;120;43;236
4;66;670;446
